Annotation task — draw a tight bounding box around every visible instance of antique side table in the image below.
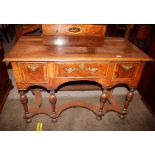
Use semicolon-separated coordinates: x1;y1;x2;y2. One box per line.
4;25;153;123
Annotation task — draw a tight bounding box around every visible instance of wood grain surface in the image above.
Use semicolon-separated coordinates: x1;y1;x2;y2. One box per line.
4;36;152;62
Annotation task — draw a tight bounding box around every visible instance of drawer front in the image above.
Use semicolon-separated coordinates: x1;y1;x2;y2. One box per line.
18;63;48;83
113;63;140;81
42;24;106;37
55;62;109;78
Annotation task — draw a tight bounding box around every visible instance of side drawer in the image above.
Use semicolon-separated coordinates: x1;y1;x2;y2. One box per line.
18;62;48;83
112;62;140;81
55;62;109;78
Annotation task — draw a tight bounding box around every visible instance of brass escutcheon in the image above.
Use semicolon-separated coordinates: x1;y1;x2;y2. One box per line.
79;64;85;70
114;72;118;78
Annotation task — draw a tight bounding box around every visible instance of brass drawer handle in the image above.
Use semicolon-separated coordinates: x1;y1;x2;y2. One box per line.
64;67;75;73
88;67;98;73
28;64;39;72
121;65;133;71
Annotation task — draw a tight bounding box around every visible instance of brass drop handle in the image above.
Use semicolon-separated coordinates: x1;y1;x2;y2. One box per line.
121;65;133;71
28;64;39;72
88;67;98;73
64;67;75;73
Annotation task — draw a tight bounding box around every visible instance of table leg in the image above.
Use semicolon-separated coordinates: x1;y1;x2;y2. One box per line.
96;89;108;121
19;91;32;123
119;88;134;119
49;90;57;122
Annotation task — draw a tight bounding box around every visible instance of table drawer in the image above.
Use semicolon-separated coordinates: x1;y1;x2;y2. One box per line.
55;62;109;78
113;63;140;81
18;63;48;83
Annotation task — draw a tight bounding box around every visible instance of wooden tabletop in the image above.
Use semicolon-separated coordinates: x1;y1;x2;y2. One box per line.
4;36;153;62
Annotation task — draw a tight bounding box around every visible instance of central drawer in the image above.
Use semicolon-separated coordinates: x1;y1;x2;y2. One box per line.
55;62;109;78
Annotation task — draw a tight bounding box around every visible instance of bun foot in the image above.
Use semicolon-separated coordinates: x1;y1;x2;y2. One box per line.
119;114;125;119
96;115;102;121
26;118;32;123
122;109;127;114
51;118;57;123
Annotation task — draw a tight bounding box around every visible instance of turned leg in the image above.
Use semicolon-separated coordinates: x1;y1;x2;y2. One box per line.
49;90;57;122
119;88;134;119
96;89;108;121
19;91;32;123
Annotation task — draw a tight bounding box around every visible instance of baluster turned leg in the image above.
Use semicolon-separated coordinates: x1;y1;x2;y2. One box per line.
49;90;57;122
19;91;32;123
119;88;134;119
96;89;108;121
